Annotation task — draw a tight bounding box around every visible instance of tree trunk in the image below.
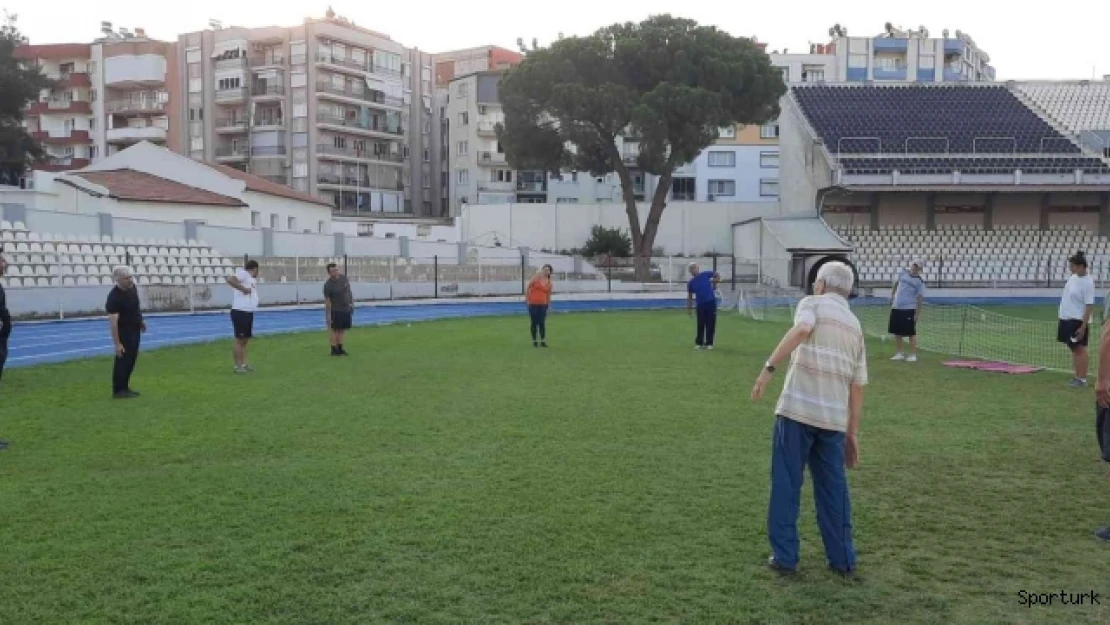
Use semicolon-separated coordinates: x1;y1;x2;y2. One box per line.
633;170;673;281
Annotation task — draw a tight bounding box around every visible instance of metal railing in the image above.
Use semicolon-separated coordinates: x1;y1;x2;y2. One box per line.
252;84;285;97
251;146;288;156
314;82;403;107
315;113;403;135
215;88;247;102
316;144;404;162
215;147;248;158
215;118;248;131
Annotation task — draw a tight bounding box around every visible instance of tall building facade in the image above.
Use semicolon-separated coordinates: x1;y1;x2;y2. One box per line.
173;11;439;219
16;26;176;174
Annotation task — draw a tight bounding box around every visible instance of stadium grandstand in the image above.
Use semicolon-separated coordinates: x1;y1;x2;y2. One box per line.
1;220;238;289
776;81;1110;290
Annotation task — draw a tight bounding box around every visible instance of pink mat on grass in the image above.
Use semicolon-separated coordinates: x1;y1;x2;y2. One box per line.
943;360;1043;375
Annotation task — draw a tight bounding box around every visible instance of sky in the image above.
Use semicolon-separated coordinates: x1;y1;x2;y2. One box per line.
5;0;1108;81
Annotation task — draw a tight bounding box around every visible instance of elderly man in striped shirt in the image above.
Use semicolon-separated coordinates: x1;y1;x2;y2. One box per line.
752;261;868;579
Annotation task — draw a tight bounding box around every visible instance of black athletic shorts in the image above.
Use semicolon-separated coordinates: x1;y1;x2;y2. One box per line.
231;309;254;339
1098;405;1110;463
331;310;352;331
1057;319;1089;349
888;309;917;337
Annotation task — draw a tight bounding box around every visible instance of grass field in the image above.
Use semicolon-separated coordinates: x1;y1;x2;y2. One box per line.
1;310;1109;624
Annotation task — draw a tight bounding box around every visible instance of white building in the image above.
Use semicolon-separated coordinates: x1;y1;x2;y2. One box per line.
48;141;334;231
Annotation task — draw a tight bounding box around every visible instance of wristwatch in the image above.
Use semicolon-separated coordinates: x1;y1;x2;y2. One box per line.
764;362;776;374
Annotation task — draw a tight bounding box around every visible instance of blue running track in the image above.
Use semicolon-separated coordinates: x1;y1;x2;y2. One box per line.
5;298;685;369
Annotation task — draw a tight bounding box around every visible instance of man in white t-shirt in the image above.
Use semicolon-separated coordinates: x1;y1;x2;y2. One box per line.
1058;251;1096;388
226;260;260;374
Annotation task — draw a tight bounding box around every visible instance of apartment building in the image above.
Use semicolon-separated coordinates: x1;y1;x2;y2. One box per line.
671;125;780;203
173;10;438;220
17;25;177;173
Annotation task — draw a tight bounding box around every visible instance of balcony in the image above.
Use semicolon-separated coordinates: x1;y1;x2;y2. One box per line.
105;98;168;115
32;157;90;172
316;113;403;137
258;174;288;185
315;53;370;74
56;71;91;88
314;81;404;109
316;143;405;164
478;180;515;192
27;100;92;116
215;118;248;133
35;130;92;145
107;126;167;144
215;88;247;104
479;151;507;165
215;146;249;161
251;118;285;130
249;56;285;69
214;56;247;70
104;54;168;87
318;174;404;191
476;121;499;137
251;145;287;157
516;180;547;194
251;84;285;98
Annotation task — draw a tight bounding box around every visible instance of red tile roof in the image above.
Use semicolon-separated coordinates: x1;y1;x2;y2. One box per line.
15;43;92;60
69;169;248;207
206;163;333;207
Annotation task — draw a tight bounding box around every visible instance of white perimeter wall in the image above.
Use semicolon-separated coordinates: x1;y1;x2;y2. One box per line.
459;201;785;256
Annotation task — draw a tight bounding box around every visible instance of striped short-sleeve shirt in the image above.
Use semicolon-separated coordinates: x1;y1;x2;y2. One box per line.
774;293;869;433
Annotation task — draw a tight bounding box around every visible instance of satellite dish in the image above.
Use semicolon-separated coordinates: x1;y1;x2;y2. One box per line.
943;29;950;39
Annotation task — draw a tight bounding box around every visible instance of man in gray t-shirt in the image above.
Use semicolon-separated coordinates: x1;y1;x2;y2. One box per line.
324;263;354;356
889;260;926;363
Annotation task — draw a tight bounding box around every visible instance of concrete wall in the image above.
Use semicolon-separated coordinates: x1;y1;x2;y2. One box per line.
458;201;782;256
777;96;833;214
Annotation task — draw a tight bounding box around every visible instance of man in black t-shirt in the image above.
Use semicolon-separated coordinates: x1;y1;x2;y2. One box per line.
105;266;146;399
323;262;354;356
0;252;11;449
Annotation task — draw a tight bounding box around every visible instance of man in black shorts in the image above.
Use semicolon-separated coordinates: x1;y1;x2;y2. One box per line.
1094;321;1110;542
226;260;260;374
324;262;354;356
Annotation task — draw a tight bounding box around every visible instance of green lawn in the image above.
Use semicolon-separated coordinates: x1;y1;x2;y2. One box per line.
1;311;1108;625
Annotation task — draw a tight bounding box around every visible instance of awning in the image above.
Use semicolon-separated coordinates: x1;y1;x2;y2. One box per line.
754;217;852;253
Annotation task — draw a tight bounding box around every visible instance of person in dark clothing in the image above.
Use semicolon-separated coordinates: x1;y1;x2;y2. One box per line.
105;266;146;399
686;263;721;350
324;262;354;356
0;252;11;450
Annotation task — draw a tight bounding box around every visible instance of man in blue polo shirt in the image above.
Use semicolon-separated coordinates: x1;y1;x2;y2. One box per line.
687;263;721;350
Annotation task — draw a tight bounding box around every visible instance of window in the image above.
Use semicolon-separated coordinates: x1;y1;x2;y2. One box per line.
708;180;736;197
875;56;906;70
760;124;779;139
671;177;695;201
90;88;97;102
423;148;430;162
421;67;431;82
760;179;780;197
190;137;204;151
218;77;241;90
293;163;308;178
456;82;469;97
718;126;736;138
801;68;825;83
760;151;779;168
457;140;468;155
270;214;279;229
333;135;347;149
457;169;468;184
89;117;96;130
188;78;202;93
288;217;297;231
186;48;201;64
89;145;99;160
318;220;326;233
291;71;306;88
293;104;307;118
556;197;579;204
189;107;203;122
251;211;261;227
459;112;469;126
708;151;735;167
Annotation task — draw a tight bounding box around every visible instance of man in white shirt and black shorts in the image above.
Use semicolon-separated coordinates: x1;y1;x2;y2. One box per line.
226;259;260;374
1058;251;1095;388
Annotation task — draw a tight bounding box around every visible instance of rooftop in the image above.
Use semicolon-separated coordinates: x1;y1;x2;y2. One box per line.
68;170;247;207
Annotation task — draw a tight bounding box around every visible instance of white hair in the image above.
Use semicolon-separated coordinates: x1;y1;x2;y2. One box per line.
816;261;855;296
688;262;700;274
112;266;134;281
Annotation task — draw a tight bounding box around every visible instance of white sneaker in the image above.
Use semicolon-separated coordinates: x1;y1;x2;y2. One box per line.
891;353;906;361
695;345;703;350
707;346;714;351
906;354;918;363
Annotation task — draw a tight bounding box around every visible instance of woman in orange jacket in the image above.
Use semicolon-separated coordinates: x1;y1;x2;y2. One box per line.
526;264;554;347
